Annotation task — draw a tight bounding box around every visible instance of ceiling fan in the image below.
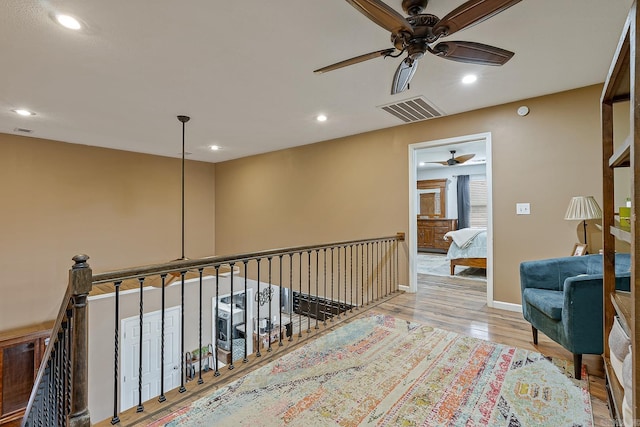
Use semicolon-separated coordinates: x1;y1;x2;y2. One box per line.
428;150;475;166
314;0;521;94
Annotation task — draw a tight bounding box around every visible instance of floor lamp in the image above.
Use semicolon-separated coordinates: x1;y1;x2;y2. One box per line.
564;195;603;248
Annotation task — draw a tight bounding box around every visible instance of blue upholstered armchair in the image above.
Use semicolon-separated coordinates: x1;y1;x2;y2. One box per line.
520;253;631;379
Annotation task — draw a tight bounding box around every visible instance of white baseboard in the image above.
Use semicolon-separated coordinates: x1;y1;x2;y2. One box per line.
399;284;413;293
490;300;522;312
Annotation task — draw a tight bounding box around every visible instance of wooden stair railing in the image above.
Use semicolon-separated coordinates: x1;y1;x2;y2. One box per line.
22;255;92;427
20;233;405;425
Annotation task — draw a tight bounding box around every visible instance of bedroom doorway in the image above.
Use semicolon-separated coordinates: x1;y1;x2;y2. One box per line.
408;132;494;306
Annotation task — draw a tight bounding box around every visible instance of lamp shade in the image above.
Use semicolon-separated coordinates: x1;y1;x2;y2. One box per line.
564;196;603;220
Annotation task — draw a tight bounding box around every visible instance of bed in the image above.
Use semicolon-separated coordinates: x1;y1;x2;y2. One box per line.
444;228;487;275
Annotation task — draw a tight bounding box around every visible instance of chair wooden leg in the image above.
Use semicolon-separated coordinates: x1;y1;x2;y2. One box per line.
531;326;538;345
573;354;582;380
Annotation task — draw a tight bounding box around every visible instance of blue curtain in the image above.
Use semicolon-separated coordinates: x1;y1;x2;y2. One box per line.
457;175;470;229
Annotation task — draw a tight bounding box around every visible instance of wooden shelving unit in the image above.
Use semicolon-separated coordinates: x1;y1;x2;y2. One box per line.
602;2;639;424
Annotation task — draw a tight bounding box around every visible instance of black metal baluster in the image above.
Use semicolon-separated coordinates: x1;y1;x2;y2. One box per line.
307;251;311;333
137;277;145;411
344;245;348;315
350;245;354;312
268;256;274;351
361;243;365;307
377;241;380;300
323;249;327;326
159;274;167;403
379;241;383;298
373;242;377;302
279;255;284;346
179;270;187;392
51;347;56;427
330;247;334;323
109;280;121;423
35;380;43;427
377;241;381;300
314;251;319;329
374;241;378;300
394;240;400;291
243;260;249;361
289;253;294;342
64;309;72;419
229;262;236;367
55;339;61;426
354;245;359;310
367;242;373;305
387;240;391;296
382;240;386;297
60;320;67;424
214;266;221;376
198;267;204;384
59;334;66;427
46;359;52;426
256;259;261;357
298;252;303;338
337;246;341;319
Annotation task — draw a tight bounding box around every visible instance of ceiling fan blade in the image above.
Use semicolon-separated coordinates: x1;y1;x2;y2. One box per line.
345;0;414;35
314;48;396;73
391;58;418;95
426;160;450;166
431;41;514;65
433;0;522;37
453;153;475;163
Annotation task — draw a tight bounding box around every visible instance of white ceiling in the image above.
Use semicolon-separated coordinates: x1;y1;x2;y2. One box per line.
0;0;633;163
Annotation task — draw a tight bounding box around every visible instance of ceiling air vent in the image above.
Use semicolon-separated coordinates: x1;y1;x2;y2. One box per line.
378;96;443;123
13;127;33;133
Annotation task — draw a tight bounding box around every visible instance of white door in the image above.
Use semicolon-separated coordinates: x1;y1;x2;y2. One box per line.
121;306;181;411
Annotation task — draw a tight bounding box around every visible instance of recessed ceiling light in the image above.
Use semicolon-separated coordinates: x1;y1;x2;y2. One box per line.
462;74;477;85
419;162;426;166
12;109;35;116
56;14;82;30
316;114;327;122
209;145;221;151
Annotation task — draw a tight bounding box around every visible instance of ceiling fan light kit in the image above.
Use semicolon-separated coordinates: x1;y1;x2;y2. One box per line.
316;0;522;95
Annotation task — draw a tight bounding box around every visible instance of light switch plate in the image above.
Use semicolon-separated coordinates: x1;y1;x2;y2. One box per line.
516;203;531;215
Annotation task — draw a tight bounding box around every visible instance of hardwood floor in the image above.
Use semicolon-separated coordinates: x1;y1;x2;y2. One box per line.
95;273;613;426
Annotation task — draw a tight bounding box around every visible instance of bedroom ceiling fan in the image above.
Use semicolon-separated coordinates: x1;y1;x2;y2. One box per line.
314;0;522;94
428;150;475;166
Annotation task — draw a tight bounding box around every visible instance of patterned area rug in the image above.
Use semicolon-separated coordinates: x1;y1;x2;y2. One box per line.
151;314;592;426
417;253;486;281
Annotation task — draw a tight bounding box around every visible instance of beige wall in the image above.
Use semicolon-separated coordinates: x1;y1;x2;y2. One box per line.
0;84;614;331
215;84;607;305
0;134;216;331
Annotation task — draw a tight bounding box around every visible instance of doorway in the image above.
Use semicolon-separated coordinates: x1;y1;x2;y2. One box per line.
120;306;181;411
408;132;494;306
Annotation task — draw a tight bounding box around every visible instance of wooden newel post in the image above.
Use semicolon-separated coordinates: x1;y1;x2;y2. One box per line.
68;255;92;427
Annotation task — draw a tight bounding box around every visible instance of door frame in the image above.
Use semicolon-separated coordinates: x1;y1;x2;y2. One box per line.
407;132;494;306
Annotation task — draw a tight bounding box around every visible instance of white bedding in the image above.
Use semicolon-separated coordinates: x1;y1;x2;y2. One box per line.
446;230;487;260
443;228;485;248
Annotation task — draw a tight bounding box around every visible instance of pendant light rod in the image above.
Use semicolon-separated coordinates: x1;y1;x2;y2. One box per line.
177;115;190;261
